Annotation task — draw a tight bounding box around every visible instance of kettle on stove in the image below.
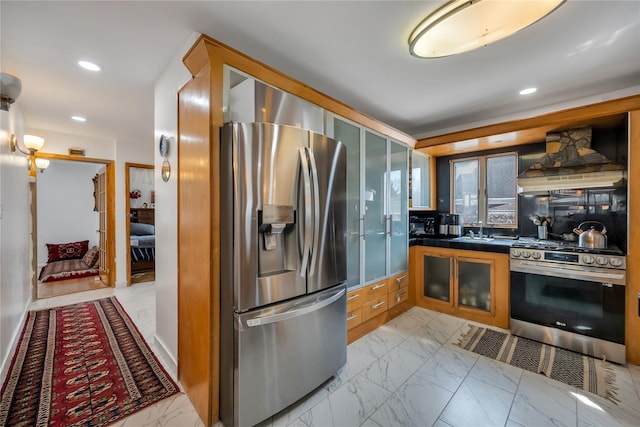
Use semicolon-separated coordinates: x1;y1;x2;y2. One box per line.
573;221;608;249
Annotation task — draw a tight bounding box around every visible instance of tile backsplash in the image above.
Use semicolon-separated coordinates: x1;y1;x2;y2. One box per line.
519;187;627;252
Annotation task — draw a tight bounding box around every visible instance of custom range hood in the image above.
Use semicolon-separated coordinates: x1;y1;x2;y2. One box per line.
517;126;627;194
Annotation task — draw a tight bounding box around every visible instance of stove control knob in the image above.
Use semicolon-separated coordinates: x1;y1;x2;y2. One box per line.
583;255;595;264
595;256;608;266
609;257;624;267
512;249;521;257
522;250;531;258
531;252;541;259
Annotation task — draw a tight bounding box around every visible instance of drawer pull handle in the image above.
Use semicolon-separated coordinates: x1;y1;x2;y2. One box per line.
347;314;359;321
396;294;401;302
372;284;386;290
371;301;385;310
347;294;360;301
395;275;407;283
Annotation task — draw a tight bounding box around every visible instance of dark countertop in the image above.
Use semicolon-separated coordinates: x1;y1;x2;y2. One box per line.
409;236;513;254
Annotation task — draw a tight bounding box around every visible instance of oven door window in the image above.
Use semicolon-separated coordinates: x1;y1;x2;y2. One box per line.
510;271;625;344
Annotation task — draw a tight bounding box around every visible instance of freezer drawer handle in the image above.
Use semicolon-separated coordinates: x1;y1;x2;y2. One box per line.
246;288;345;327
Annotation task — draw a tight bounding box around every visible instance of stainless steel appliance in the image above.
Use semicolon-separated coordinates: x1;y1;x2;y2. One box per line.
448;214;463;236
438;213;451;235
409;215;436;237
509;239;626;364
220;122;347;427
438;213;463;236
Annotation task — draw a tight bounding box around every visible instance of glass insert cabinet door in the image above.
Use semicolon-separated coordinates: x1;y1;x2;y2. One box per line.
333;118;361;288
388;141;408;275
364;130;387;282
422;254;452;302
457;257;492;312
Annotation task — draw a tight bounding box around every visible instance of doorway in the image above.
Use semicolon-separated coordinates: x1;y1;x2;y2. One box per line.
126;163;155;285
33;153;115;299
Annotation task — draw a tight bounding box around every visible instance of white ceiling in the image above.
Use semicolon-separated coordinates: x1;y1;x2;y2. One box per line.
2;1;640;146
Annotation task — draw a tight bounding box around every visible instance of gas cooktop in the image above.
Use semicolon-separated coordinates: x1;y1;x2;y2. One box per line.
511;237;624;256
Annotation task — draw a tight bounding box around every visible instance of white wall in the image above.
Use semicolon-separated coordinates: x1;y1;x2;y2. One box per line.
153;32;200;375
31;128;153;287
36;160;102;267
0;103;32;384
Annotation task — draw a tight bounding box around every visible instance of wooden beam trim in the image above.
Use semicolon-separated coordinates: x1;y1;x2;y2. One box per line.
416;94;640;149
626;109;640;364
187;35;416;146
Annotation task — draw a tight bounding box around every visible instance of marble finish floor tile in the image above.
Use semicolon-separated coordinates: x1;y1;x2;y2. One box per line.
363;346;425;392
32;290;640;427
414;345;478;393
369;373;453;427
508;370;577;427
294;374;391;427
439;375;515;427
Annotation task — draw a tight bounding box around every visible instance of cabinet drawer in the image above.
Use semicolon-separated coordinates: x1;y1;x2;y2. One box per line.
347;308;362;330
364;280;388;301
388;287;409;308
388;273;409;292
347;289;365;311
362;297;387;322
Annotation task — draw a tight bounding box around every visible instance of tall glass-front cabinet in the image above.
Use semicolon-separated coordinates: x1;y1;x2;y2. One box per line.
329;115;408;290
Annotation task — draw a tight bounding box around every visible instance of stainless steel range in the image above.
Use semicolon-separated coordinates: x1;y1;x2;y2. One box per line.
509;238;626;364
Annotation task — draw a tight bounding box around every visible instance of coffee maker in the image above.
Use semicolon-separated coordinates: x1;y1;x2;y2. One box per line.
438;213;463;236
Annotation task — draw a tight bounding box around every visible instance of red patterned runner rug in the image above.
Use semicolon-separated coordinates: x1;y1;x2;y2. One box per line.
0;297;179;426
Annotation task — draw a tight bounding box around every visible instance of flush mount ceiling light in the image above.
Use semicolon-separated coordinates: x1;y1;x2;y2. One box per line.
409;0;565;58
71;115;87;122
78;60;100;72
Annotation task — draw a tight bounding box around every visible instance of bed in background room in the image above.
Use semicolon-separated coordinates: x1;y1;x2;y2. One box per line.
39;240;100;282
130;222;155;273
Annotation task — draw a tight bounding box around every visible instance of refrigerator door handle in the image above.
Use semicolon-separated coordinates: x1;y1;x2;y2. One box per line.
307;147;321;276
246;288;345;327
299;148;313;277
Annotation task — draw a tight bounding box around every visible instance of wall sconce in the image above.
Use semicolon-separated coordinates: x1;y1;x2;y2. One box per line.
34;158;50;173
10;133;48;173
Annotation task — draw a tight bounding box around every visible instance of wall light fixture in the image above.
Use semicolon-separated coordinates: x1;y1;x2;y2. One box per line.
10;134;48;173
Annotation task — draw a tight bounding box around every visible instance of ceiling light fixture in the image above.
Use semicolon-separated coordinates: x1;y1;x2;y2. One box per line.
520;87;537;95
71;115;87;122
78;60;101;72
409;0;565;58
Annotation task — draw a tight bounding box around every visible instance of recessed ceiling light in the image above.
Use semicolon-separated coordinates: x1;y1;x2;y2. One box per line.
78;61;100;72
71;115;87;122
520;87;537;95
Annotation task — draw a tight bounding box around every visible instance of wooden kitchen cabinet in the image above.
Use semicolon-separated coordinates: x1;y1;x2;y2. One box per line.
346;273;413;343
413;246;509;328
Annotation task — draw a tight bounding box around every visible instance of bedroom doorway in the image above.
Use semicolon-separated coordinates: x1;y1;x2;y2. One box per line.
126;163;155;285
33;153;115;299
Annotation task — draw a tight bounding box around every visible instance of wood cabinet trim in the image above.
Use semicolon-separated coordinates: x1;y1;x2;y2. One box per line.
416;95;640;151
185;35;416;146
414;245;508;328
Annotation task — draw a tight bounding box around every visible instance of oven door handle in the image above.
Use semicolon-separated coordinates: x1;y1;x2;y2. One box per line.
511;262;626;286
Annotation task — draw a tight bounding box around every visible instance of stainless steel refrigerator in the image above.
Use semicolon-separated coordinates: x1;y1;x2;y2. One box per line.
220;122;347;427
